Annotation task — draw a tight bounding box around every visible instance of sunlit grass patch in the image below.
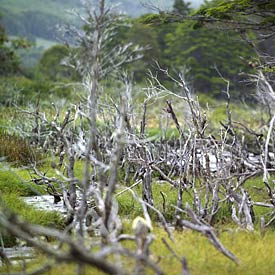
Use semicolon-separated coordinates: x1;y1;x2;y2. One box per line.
2;193;63;228
0;193;64;247
147;127;180;141
2;225;275;275
0;168;44;196
150;227;275;275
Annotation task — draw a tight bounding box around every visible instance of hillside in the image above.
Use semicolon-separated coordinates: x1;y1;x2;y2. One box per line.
0;0;82;42
0;0;175;41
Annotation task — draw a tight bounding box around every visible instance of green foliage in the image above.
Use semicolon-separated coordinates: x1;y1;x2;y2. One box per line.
139;3;258;101
35;45;78;81
0;76;43;105
172;0;192;16
0;45;20;75
197;0;275;32
120;20;162;82
17;45;44;70
0;76;75;105
140;13;163;25
164;21;256;99
201;1;236;19
0;19;20;76
0;14;33;76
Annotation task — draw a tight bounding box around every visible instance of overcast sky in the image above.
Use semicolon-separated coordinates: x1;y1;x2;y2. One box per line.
189;0;205;8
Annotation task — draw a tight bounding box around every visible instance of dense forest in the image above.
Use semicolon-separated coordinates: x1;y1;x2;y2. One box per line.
0;0;275;274
0;0;175;40
0;0;264;101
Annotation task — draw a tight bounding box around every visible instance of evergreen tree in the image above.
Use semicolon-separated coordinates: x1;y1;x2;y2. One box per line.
164;21;256;99
122;20;161;82
36;45;77;81
173;0;192;16
0;16;20;76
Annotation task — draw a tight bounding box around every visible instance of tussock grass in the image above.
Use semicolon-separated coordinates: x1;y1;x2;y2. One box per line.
0;168;44;196
2;193;63;228
0;193;64;247
0;131;43;167
0;167;64;247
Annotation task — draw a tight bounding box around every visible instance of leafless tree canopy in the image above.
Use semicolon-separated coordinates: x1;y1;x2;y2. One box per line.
1;0;275;274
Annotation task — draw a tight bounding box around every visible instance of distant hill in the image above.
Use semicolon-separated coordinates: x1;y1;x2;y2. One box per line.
0;0;203;68
0;0;82;42
0;0;175;42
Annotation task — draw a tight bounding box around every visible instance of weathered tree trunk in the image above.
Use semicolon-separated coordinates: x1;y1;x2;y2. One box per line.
142;166;154;207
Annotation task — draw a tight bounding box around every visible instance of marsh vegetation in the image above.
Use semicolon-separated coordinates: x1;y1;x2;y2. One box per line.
0;0;275;274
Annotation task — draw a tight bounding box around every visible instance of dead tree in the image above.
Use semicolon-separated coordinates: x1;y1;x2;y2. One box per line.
0;1;163;274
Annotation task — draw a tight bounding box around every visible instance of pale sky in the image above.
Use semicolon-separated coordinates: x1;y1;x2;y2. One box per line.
190;0;206;8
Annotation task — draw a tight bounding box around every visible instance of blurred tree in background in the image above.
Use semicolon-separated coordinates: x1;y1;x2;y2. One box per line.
173;0;192;16
0;15;20;76
164;21;256;98
36;44;78;81
1;0;273;103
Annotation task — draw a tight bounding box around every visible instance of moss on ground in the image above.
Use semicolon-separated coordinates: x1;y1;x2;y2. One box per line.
0;167;64;247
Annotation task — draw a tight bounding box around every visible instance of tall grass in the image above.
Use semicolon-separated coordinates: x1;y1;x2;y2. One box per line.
2;225;275;275
0;131;42;167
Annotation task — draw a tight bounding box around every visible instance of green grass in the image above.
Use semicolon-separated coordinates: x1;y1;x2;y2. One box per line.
2;193;63;228
207;101;265;131
0;192;64;247
0;158;275;274
147;127;180;141
2;225;275;275
244;175;275;226
0;165;64;247
117;173;275;227
0;191;64;247
154;228;275;275
0;167;44;196
117;181;179;221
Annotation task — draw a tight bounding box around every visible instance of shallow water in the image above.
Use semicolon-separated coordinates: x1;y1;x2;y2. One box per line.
23;195;67;215
0;246;34;267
